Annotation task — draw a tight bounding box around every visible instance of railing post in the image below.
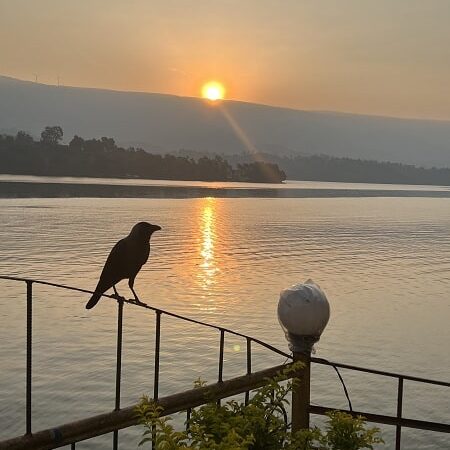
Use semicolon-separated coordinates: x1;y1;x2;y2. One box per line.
291;350;311;432
26;280;33;435
395;377;404;450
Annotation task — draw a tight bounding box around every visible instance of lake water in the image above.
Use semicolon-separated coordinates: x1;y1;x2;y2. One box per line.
0;178;449;449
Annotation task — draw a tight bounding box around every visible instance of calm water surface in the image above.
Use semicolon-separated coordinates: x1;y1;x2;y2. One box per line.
0;187;449;449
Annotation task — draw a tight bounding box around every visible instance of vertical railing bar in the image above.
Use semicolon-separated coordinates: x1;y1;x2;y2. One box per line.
113;298;124;450
217;329;225;406
218;329;225;383
245;338;252;405
26;280;33;435
115;299;124;410
152;310;162;450
395;377;404;450
71;443;76;449
112;430;118;450
154;310;162;401
246;338;252;374
186;407;191;432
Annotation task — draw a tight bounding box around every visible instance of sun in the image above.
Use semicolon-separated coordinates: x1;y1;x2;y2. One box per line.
201;81;225;101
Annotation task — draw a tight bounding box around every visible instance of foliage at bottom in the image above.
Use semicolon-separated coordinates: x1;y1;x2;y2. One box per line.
136;367;383;450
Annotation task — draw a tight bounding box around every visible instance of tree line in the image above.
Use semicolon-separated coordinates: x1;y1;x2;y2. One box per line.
275;154;450;186
213;151;450;186
0;127;286;183
4;126;450;186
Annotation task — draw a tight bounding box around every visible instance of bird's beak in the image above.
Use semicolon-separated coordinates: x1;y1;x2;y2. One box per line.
153;225;162;232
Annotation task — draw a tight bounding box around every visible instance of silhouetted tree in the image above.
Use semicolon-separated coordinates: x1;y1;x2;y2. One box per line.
40;126;63;145
15;131;34;146
69;135;84;151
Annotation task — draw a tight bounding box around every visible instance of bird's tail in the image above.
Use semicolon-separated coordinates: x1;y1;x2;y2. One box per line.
86;291;102;309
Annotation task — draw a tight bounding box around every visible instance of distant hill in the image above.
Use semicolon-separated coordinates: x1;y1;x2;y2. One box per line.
1;75;450;167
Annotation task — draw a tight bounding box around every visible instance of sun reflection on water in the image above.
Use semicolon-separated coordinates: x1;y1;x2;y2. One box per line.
198;198;220;291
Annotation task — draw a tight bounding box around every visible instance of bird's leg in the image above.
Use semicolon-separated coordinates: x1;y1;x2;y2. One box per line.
112;285;125;302
130;286;144;305
128;278;146;306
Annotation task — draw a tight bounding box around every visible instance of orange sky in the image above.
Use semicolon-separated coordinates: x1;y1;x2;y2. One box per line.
1;0;450;120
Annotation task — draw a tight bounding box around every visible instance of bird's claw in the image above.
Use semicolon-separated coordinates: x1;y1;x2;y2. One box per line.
112;294;126;303
130;298;147;307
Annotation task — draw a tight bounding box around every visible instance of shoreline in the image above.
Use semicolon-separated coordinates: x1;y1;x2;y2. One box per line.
2;180;450;199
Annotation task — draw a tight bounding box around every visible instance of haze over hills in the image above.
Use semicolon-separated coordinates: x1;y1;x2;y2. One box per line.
1;75;450;167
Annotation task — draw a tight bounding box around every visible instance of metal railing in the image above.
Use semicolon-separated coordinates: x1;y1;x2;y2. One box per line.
0;275;449;450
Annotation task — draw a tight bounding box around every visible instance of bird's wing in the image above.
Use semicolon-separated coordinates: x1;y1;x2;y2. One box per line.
96;237;131;291
128;241;150;282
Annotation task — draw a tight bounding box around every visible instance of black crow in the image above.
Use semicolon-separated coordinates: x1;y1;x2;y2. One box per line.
86;222;161;309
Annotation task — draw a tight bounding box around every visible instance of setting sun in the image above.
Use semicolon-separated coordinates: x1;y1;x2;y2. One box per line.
201;81;225;101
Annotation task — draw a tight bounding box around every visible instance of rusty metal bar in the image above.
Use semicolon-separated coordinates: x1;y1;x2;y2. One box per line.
25;280;33;435
395;377;404;450
0;363;291;450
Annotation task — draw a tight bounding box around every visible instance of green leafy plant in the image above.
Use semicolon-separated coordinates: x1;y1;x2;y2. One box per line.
136;365;383;450
318;411;384;450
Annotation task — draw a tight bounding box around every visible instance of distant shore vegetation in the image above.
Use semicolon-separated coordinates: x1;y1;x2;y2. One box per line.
269;154;450;186
180;150;450;187
2;126;450;186
0;127;286;184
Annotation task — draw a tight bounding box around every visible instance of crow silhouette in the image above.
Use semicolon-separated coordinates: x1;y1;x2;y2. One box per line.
86;222;161;309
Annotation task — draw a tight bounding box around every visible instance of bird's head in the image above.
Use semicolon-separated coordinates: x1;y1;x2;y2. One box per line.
130;222;162;241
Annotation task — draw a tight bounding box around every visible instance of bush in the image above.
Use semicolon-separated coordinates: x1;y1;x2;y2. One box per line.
136;367;383;450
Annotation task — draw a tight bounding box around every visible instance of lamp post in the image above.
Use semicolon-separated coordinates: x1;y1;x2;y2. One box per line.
278;279;330;432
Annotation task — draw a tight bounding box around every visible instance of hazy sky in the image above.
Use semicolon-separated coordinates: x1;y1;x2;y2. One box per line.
1;0;450;120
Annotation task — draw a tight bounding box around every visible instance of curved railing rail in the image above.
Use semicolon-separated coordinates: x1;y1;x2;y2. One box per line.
0;275;291;358
0;275;448;450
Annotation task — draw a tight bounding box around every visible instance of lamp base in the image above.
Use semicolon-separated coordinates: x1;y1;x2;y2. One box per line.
285;332;320;354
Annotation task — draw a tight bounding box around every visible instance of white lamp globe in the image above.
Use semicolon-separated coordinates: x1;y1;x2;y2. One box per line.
278;279;330;352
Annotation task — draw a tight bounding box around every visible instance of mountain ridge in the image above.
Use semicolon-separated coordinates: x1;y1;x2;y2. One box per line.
2;75;450;167
4;74;450;124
